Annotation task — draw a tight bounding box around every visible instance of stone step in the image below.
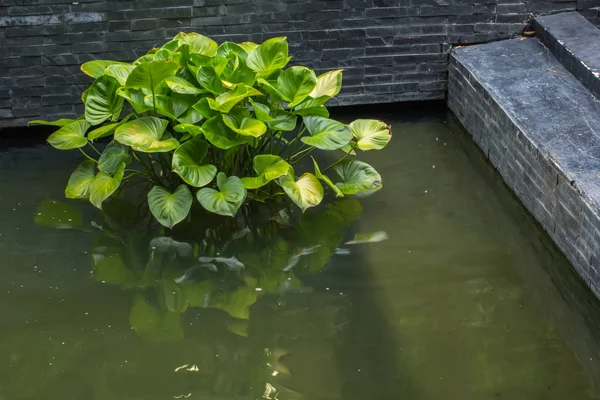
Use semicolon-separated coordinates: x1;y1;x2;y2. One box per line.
448;36;600;297
534;11;600;99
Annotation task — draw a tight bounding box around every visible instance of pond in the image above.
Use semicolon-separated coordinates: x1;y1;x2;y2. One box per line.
1;105;600;400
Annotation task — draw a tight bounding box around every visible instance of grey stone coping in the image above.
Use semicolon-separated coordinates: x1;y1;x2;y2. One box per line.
534;11;600;99
453;37;600;211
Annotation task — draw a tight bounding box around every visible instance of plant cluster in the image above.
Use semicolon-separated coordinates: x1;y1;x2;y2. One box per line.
32;33;391;227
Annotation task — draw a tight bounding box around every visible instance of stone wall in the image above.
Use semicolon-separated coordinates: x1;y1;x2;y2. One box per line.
0;0;585;127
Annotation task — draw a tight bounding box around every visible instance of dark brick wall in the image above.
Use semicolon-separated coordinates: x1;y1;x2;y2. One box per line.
0;0;585;127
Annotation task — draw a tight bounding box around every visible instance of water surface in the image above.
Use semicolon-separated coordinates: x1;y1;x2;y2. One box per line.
1;107;600;399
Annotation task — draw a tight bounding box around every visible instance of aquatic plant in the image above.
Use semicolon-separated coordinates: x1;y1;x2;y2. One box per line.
31;33;391;227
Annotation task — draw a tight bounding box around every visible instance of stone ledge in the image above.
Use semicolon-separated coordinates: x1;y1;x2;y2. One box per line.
448;37;600;298
534;11;600;99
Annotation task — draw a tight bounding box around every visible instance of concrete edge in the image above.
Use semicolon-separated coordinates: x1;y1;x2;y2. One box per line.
448;50;600;300
534;12;600;99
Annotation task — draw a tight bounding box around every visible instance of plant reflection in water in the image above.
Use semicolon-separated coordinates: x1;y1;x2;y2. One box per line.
31;182;366;399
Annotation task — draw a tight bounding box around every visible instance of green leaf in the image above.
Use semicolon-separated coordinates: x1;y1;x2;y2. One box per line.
85;75;124;125
172;138;217;187
249;99;275;122
105;64;135;86
238;41;259;54
65;160;96;199
201;115;250;150
241;154;290;189
98;141;131;174
89;162;125;209
117;88;152;114
29;118;76;127
147;185;193;228
115;117;179;152
174;123;202;137
192;97;219;119
301;116;352;150
223;115;267;138
176;106;203;124
311;157;344;197
34;199;83;230
125;61;178;91
81;60;124;78
87;114;132;141
349;119;391;151
293;106;329;118
277;66;316;107
174;32;218;56
47;120;90;150
143;94;189;119
268;110;297;131
165;76;206;95
333;160;383;196
246;36;291;78
196;65;224;94
294;95;331;110
207;83;262;113
277;168;324;212
310;69;343;98
196;172;247;217
341;143;357;155
217;42;248;59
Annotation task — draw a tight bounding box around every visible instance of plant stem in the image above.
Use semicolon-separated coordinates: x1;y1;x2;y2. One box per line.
322;144;356;172
289;145;313;160
87;142;102;156
290;147;315;165
78;148;98;163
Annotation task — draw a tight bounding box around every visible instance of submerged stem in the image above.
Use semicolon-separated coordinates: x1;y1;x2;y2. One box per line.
78;148;98;163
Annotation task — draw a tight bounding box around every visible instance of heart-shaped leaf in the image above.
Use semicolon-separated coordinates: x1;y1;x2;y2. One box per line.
143;94;189;119
89;162;126;209
241;155;290;189
105;64;135;86
249;99;275;122
115;117;179;152
350;119;391;151
81;60;125;78
126;61;178;91
98;141;132;174
309;69;343;98
246;36;291;78
311;157;343;197
85;75;124;125
268;110;297;131
34;199;83;229
277;66;316;107
172;138;217;187
301;116;352;150
174;123;202;137
293;106;329;118
192;97;219;119
238;41;259;54
278;168;324;211
174;32;218;56
196;65;224;94
223;115;267;138
207;84;262;113
217;42;248;59
65;160;96;199
333;160;382;196
147;184;193;228
117;88;153;114
202;115;250;150
165;76;206;95
197;172;247;217
47;120;90;150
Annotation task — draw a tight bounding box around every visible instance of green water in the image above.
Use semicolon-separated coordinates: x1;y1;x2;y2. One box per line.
1;109;600;399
